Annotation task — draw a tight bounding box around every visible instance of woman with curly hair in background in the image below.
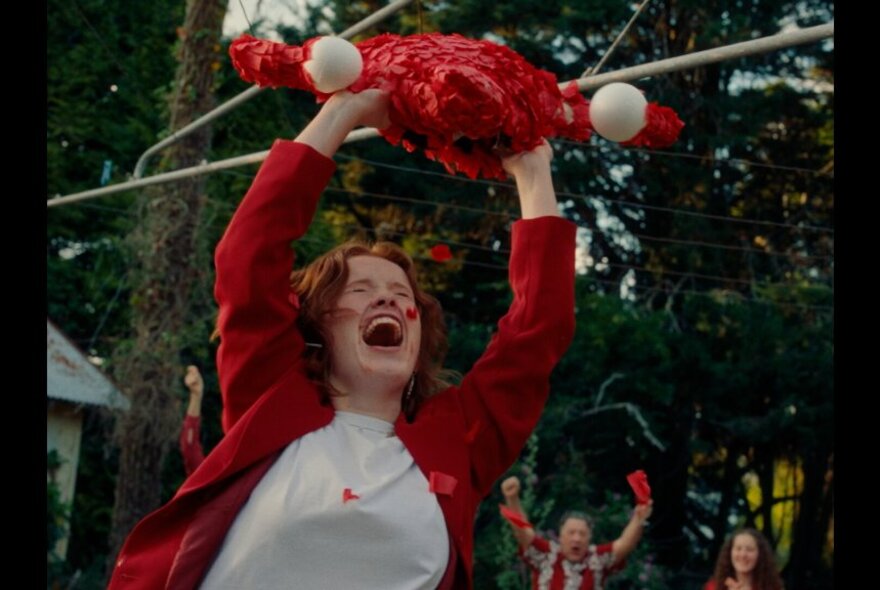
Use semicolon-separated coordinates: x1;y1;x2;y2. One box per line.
705;528;784;590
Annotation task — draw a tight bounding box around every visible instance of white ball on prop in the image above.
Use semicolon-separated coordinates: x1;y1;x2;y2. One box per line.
589;82;648;142
304;36;363;93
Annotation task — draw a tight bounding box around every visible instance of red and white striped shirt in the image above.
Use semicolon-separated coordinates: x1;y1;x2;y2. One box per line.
520;536;622;590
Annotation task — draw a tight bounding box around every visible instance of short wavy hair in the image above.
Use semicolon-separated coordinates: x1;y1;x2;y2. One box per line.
289;240;450;420
558;510;594;532
711;528;784;590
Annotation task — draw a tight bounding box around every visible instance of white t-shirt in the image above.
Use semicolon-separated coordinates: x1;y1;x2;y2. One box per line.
200;411;450;589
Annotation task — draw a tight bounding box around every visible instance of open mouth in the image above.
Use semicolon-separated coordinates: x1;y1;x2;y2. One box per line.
567;546;585;559
362;316;403;347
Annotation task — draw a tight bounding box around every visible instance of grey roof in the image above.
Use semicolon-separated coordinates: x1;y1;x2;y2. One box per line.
47;320;130;411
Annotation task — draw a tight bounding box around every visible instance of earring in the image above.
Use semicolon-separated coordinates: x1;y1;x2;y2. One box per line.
404;374;416;402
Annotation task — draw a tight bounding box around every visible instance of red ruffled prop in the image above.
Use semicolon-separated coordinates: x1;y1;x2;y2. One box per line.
622;103;685;148
352;33;591;180
229;35;327;97
626;470;652;505
229;32;681;179
498;504;533;529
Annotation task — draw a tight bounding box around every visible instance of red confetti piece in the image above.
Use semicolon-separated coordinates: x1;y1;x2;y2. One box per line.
406;306;419;320
342;488;360;503
429;471;457;496
626;470;652;505
430;244;452;262
499;504;533;529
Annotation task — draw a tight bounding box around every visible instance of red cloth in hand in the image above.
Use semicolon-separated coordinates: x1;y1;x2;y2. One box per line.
626;470;652;505
499;504;533;529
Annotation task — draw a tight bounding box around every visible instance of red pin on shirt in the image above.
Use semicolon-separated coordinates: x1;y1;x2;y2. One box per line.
430;244;452;262
342;488;360;504
626;470;652;505
498;504;533;529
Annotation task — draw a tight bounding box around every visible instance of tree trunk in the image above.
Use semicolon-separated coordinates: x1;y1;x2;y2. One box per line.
755;445;775;544
106;0;226;574
652;406;693;570
786;448;833;590
709;439;743;560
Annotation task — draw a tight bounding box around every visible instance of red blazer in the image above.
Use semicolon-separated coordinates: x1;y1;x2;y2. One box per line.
108;141;575;589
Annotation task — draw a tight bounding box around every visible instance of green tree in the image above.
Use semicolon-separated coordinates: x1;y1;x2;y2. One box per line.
105;0;228;570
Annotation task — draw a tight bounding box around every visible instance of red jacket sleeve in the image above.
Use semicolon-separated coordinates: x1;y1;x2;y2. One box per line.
453;216;575;497
214;141;336;432
179;415;206;475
